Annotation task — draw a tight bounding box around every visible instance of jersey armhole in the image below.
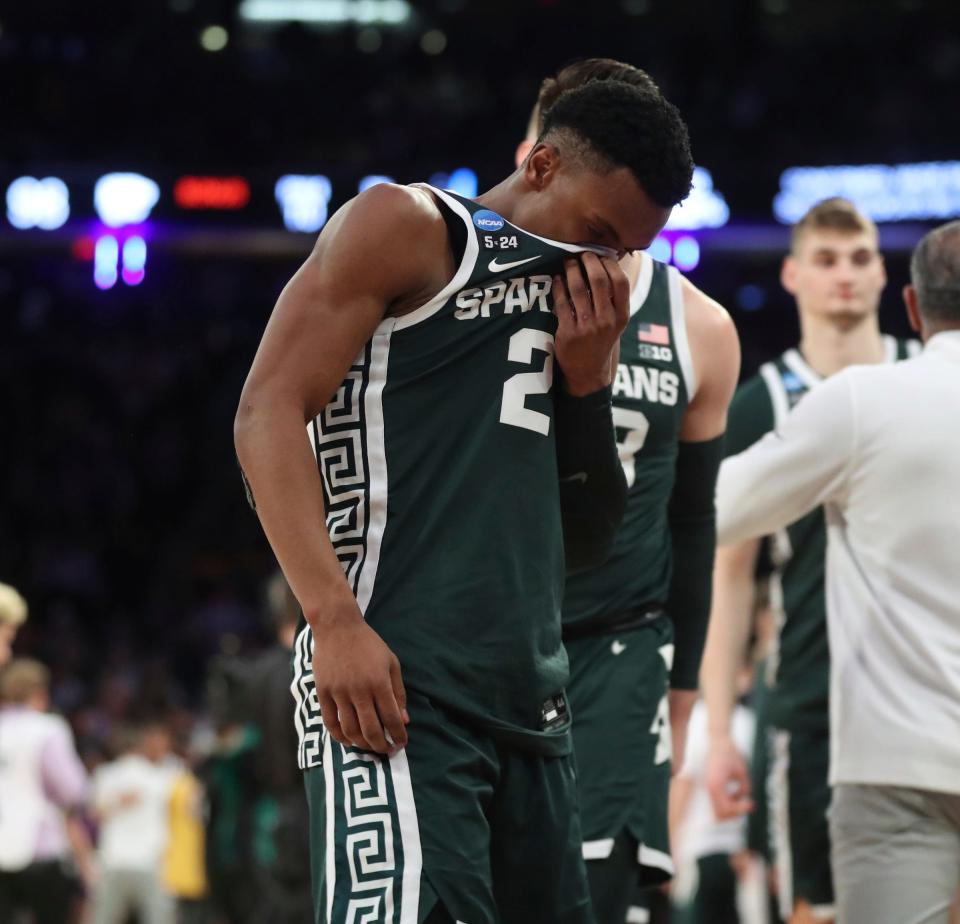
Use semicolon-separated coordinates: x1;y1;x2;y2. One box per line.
394;185;479;330
759;362;789;428
629;252;655;317
668;266;697;398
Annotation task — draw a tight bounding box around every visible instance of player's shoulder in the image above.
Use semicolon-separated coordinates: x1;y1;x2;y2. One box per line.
677;273;740;398
309;183;451;294
679;274;737;345
333;182;447;242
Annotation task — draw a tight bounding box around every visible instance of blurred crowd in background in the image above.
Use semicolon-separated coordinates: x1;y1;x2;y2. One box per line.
0;572;311;924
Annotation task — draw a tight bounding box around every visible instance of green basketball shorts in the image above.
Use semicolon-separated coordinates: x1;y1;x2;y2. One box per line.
767;724;835;919
304;690;593;924
566;617;675;922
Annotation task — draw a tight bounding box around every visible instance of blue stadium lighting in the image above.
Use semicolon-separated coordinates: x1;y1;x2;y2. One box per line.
94;236;119;290
647;236;672;264
275;175;333;232
94;173;160;227
446;168;478;198
6;176;70;230
122;236;147;286
672;235;701;271
774;161;960;223
664;167;729;231
358;174;394;193
737;284;766;312
428;168;478;199
239;0;411;24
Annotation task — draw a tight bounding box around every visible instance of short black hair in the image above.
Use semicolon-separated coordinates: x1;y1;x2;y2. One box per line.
530;58;659;137
911;220;960;323
541;80;693;209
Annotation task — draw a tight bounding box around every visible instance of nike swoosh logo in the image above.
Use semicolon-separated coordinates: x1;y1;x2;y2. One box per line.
488;255;540;273
559;471;588;485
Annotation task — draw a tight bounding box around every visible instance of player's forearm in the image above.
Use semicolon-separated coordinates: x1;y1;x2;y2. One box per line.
234;400;357;628
699;545;757;742
555;386;627;572
667;435;724;688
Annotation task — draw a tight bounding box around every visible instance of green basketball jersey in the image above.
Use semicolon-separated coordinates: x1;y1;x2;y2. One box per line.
563;255;694;630
724;336;920;732
292;185;602;769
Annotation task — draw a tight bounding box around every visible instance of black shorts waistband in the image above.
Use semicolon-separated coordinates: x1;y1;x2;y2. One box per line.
562;603;668;642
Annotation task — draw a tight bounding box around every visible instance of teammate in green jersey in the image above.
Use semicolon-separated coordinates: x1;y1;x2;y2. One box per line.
701;198;919;924
517;60;740;924
236;80;695;924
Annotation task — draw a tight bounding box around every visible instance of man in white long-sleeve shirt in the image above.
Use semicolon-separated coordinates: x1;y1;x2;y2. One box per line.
716;220;960;924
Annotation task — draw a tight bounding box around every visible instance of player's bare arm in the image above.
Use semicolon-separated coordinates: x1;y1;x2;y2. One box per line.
234;183;451;756
677;278;740;443
700;537;760;818
666;279;740;770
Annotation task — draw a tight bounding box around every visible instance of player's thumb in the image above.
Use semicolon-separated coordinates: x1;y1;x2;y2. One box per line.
390;657;409;724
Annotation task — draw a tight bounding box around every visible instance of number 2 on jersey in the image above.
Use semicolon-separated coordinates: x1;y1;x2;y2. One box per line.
500;328;555;435
613;406;650;487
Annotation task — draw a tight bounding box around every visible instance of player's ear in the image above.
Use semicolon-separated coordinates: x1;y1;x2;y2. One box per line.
515;139;535;170
523;142;559;191
780;255;798;297
903;284;922;334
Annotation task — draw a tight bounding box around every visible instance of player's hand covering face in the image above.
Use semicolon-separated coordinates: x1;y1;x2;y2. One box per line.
552;252;631;395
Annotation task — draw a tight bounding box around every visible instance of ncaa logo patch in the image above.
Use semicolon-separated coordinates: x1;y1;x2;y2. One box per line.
782;372;804;392
473;209;505;232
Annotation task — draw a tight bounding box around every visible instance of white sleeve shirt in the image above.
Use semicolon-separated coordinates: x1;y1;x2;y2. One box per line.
716;331;960;795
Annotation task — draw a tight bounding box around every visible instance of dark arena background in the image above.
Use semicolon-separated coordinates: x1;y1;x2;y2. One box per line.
1;1;958;922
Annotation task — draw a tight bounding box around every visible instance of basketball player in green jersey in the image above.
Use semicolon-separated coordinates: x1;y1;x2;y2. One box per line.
517;61;740;924
236;80;695;924
701;198;919;924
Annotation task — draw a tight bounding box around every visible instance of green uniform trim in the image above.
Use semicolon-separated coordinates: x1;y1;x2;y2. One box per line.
568;619;675;899
767;726;834;914
305;691;594;924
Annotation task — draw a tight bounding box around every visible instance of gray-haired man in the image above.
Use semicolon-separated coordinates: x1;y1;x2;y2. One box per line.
714;220;960;924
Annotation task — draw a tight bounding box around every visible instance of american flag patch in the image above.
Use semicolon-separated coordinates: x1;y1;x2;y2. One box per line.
638;323;670;345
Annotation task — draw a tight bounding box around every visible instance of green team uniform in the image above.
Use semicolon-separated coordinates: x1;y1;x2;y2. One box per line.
724;336;919;918
563;254;695;918
293;185;601;924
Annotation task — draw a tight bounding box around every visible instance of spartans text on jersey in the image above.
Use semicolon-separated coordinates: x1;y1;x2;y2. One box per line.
613;363;680;406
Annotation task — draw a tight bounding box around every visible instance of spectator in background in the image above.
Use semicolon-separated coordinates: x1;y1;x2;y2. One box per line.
90;721;178;924
244;572;311;922
0;581;28;666
0;658;93;923
163;764;209;924
203;651;260;924
669;669;764;924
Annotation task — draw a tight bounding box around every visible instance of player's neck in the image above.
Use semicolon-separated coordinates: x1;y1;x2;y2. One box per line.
474;178;518;223
797;312;885;377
